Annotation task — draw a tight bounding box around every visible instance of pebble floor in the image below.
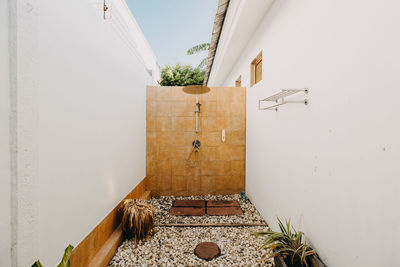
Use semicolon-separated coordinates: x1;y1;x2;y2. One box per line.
109;195;273;266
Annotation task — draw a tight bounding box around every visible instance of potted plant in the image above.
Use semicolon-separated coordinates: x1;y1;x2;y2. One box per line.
254;217;326;267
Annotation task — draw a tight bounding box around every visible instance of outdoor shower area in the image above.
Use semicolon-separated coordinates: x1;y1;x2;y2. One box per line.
146;86;246;196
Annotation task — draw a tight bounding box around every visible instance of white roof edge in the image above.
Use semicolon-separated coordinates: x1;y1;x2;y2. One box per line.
207;0;275;86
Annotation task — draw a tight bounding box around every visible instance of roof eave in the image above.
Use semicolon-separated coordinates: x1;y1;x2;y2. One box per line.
204;0;230;86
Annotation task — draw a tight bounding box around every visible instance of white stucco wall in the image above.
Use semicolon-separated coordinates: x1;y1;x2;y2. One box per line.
0;0;11;266
5;0;158;266
209;0;400;266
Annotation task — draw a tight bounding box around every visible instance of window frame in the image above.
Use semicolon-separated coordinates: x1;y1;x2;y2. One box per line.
235;75;242;87
250;51;263;87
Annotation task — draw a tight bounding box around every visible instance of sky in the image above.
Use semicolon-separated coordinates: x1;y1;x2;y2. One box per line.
125;0;217;68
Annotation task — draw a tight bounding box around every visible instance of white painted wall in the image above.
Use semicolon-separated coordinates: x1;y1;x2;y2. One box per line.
209;0;400;266
5;0;158;266
0;0;11;266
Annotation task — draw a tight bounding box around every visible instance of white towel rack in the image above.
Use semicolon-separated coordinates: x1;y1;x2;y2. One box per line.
258;88;309;111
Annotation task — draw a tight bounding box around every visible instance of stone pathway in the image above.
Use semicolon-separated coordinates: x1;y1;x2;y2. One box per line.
169;200;243;216
109;194;273;266
151;194;266;225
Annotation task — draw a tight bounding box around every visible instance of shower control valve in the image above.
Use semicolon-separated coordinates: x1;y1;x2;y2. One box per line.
192;140;201;149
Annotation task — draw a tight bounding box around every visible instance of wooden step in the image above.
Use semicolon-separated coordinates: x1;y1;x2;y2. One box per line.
139;190;151;200
87;225;123;267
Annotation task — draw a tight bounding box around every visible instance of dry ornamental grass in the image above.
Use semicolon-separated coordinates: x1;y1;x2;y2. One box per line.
121;199;155;243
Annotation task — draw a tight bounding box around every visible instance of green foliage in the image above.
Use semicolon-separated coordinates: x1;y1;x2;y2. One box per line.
31;261;43;267
31;244;74;267
253;217;316;267
187;43;210;55
187;43;210;68
160;64;205;86
58;245;74;267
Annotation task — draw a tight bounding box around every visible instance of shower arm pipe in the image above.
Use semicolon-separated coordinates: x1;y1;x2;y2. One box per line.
195;95;199;133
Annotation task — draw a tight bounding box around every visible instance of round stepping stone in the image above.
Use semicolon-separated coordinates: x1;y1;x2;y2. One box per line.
194;242;221;261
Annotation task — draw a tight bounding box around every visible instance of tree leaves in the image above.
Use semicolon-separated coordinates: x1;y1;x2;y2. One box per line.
187;43;210;68
160;64;205;86
187;43;210;55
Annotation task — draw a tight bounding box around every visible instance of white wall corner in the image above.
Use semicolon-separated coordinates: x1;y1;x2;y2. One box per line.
9;0;40;266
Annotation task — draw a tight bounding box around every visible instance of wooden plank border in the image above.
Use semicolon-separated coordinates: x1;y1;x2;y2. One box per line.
70;177;150;267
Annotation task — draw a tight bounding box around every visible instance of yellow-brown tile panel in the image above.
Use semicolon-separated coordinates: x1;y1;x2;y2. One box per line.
156;132;173;147
156;117;172;132
200;161;218;176
215;176;232;191
201;101;217;117
201;146;217;161
173;117;195;132
230;146;245;161
230;130;246;145
171;132;196;147
200;88;217;101
146;86;246;196
147;86;158;100
147;175;158;192
187;176;201;195
147;101;157;117
172;176;187;193
171;160;200;176
203;132;219;146
201;176;216;194
146;161;157;176
202;117;217;132
158;175;172;192
156;101;172;116
157;160;171;176
215;161;231;176
146;117;156;132
171;101;195;117
231;160;245;176
157;86;172;100
171;87;185;101
216;144;231;161
170;147;191;161
231;175;245;191
157;147;170;161
229;116;246;131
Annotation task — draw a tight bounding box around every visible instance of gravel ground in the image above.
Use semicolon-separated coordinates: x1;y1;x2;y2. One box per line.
151;194;266;225
109;226;272;266
109;195;272;266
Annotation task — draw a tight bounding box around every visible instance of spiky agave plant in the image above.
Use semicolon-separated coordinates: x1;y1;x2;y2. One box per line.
121;199;155;243
253;217;316;267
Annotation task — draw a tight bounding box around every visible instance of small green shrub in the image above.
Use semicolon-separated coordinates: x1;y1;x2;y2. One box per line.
253;217;315;267
160;64;205;86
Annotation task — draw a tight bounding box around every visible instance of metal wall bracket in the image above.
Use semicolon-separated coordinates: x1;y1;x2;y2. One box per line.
258;88;309;111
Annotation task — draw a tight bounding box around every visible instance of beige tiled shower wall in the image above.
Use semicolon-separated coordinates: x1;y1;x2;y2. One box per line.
146;86;246;196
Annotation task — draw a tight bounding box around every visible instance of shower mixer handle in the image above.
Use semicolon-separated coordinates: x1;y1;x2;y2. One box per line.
195;102;201;113
192;140;201;149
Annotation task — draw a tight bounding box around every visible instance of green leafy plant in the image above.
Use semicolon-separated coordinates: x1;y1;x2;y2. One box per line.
160;63;205;86
31;244;74;267
253;217;316;267
187;42;210;69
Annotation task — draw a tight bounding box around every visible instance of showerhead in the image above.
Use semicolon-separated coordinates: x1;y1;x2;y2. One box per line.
182;85;211;95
